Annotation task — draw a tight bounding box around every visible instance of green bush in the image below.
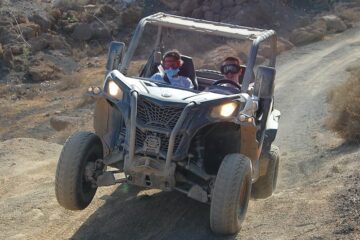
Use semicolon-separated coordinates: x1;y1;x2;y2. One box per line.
327;65;360;141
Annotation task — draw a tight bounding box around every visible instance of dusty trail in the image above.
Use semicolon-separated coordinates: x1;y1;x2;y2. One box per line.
1;28;360;240
276;28;360;187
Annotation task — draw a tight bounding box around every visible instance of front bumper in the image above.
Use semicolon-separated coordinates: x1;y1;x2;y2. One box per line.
124;91;195;190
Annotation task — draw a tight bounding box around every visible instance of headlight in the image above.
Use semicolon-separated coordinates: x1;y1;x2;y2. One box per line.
107;80;123;100
211;102;238;118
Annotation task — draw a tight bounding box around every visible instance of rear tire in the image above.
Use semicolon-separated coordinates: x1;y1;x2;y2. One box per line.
252;145;280;199
210;154;252;235
55;131;103;210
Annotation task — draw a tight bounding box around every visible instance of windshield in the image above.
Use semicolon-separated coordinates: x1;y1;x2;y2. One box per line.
126;24;273;78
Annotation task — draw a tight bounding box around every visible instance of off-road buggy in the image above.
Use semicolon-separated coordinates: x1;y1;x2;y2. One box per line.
55;12;280;235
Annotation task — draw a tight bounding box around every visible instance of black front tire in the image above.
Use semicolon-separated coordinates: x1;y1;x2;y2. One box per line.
210;154;252;235
252;145;280;199
55;131;103;210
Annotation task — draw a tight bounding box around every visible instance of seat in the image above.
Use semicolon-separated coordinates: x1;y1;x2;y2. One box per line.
139;50;162;78
179;55;199;90
238;65;247;84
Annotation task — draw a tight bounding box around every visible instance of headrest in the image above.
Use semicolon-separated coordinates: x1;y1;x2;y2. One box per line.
154;51;162;64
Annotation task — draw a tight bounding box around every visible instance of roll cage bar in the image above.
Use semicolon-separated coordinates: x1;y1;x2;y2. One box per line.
120;12;277;93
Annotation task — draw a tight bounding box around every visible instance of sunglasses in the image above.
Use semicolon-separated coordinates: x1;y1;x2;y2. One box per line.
162;58;181;69
221;64;241;74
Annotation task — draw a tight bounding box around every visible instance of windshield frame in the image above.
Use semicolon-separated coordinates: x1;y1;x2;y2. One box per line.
120;12;277;93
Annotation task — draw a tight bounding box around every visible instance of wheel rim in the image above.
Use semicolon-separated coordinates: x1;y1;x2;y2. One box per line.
80;151;100;201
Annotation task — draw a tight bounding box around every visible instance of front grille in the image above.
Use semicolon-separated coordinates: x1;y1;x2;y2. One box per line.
135;128;182;155
137;97;183;130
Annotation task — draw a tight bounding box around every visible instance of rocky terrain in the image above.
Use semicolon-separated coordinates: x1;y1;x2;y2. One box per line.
0;0;360;239
1;0;359;86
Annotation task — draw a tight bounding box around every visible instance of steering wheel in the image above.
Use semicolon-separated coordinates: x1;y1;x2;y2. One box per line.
212;79;242;90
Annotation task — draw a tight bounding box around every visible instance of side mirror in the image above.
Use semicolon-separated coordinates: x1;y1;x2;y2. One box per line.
106;41;125;74
253;66;276;98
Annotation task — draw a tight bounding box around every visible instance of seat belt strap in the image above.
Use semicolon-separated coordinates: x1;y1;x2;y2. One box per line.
163;74;171;84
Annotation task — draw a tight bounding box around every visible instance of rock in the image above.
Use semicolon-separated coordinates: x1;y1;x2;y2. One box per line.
121;6;142;26
202;2;211;12
29;13;53;32
297;16;312;28
27;60;60;82
52;0;91;9
45;33;70;50
191;8;204;19
321;15;347;33
18;23;41;40
234;0;248;4
0;27;18;45
27;208;45;220
90;21;111;40
72;23;92;41
10;94;18;101
204;11;214;21
212;14;220;22
160;0;180;10
84;4;97;13
10;45;23;55
255;55;266;64
62;22;78;33
29;37;49;53
202;45;239;69
258;46;272;58
107;16;123;35
0;16;10;27
277;37;294;54
13;58;27;72
289;19;327;46
50;9;62;20
16;15;28;24
222;0;235;8
50;115;81;131
49;213;61;221
3;47;14;68
259;38;294;57
289;29;325;46
289;29;311;46
29;33;69;53
63;10;79;23
72;21;112;41
94;4;117;20
180;0;197;16
7;233;27;240
210;1;222;14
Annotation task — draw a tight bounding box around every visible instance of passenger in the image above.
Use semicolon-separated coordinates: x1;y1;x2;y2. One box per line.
151;50;194;89
220;56;244;85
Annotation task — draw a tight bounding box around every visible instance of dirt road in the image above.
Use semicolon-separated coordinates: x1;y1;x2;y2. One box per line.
1;28;360;240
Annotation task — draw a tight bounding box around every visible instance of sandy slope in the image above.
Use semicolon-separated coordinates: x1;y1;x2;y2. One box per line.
1;28;360;240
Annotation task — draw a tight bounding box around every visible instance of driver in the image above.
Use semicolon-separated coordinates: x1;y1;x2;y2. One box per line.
151;50;194;89
205;57;249;94
220;56;244;85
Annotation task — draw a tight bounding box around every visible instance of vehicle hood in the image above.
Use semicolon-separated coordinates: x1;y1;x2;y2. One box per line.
142;85;229;103
112;71;234;104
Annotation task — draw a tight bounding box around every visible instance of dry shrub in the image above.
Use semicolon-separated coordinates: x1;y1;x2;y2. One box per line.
76;95;95;108
58;74;82;91
327;65;360;141
127;59;147;77
335;3;360;24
